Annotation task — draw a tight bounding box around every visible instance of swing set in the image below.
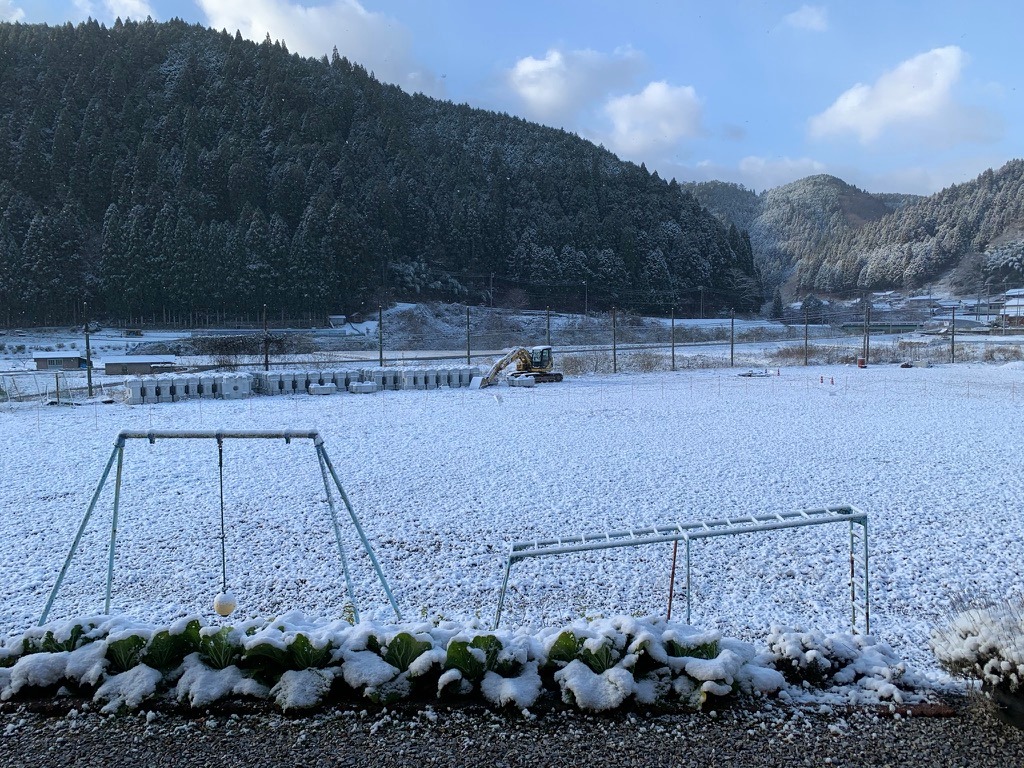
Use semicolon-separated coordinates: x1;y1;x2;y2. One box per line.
39;429;402;626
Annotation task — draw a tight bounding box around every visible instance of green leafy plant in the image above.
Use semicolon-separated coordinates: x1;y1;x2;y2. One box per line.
142;626;199;673
199;627;240;670
445;635;506;682
106;635;147;673
545;631;582;668
578;641;617;674
666;639;719;660
40;625;91;653
383;632;431;672
288;634;333;670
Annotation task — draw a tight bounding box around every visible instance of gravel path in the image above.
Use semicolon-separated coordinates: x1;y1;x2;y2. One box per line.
3;695;1024;767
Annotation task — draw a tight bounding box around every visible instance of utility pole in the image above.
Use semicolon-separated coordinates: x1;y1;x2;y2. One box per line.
83;301;93;397
546;307;551;346
584;281;588;318
466;306;471;365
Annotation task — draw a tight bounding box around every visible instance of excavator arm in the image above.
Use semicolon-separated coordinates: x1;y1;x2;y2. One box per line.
471;346;562;389
472;347;533;388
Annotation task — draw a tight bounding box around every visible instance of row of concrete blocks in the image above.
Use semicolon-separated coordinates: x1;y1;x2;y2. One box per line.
251;367;483;395
125;374;253;405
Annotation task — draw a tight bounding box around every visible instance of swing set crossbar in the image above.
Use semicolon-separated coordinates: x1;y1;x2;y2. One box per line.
39;429;402;626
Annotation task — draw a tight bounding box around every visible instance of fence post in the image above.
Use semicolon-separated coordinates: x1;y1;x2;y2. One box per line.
866;299;871;364
730;309;735;367
378;305;384;367
612;307;618;374
671;306;676;372
262;304;269;372
950;306;956;363
84;301;94;397
466;306;471;365
804;308;809;366
546;306;551;346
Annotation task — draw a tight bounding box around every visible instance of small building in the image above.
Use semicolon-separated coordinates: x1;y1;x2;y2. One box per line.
103;355;177;375
33;351;87;371
1002;298;1024;327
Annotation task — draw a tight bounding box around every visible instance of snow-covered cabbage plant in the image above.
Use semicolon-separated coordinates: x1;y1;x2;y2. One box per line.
0;613;922;714
766;625;926;704
931;596;1024;695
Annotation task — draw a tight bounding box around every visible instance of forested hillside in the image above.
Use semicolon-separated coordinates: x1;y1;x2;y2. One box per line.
686;176;920;293
0;18;761;326
688;164;1024;297
807;161;1024;292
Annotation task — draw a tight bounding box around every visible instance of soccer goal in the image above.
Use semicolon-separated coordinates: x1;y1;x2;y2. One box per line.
39;429;401;625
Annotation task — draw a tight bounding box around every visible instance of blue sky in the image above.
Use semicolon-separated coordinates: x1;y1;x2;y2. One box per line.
6;1;1022;194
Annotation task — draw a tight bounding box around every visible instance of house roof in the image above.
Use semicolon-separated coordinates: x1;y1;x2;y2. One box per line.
102;356;176;365
32;351;85;359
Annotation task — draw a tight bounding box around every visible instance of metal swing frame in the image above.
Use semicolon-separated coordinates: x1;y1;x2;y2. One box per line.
39;429;402;625
493;504;869;634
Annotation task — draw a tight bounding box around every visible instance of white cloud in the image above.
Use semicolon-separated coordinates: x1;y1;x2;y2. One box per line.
197;0;443;96
506;47;643;124
602;81;703;157
0;0;25;21
783;5;827;32
104;0;154;19
809;46;998;146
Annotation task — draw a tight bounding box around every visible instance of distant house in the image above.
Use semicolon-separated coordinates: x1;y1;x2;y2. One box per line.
1002;298;1024;327
33;351;87;371
102;356;176;375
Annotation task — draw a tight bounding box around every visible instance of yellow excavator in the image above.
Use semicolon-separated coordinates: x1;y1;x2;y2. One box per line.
470;345;564;388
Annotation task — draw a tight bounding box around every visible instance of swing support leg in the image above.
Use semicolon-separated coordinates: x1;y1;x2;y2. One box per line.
315;446;360;623
316;441;402;620
104;443;125;614
41;437;123;625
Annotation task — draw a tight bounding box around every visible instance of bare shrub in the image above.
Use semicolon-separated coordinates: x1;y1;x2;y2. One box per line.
560;351;612;375
983;344;1024;362
623;350;664;373
765;344;806;363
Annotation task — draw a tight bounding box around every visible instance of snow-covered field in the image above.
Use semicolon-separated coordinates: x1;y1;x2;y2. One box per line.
2;363;1023;678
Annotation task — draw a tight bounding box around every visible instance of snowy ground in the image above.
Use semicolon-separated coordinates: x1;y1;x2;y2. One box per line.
2;362;1023;680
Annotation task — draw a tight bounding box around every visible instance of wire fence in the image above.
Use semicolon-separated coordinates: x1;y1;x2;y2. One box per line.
3;302;1024;405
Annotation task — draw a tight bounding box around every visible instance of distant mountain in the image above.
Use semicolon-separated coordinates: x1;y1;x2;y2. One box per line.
810;161;1024;293
686;176;922;294
0;19;761;326
688;164;1024;297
